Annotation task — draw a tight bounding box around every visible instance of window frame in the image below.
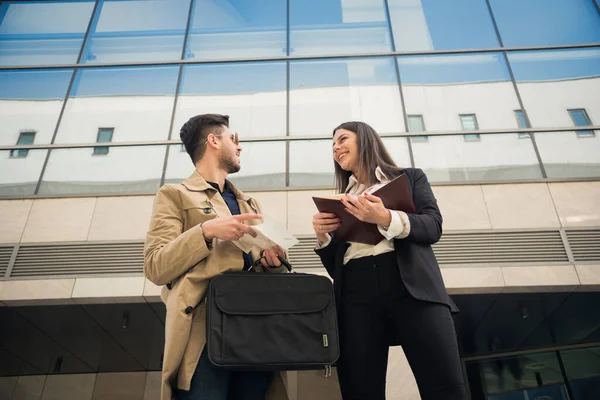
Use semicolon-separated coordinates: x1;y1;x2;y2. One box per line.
407;114;428;143
514;110;531;139
459;113;481;141
568;108;595;138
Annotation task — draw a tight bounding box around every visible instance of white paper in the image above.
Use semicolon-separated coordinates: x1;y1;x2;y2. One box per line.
233;219;299;254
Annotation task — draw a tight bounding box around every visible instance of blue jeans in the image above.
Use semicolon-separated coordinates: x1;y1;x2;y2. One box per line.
174;348;272;400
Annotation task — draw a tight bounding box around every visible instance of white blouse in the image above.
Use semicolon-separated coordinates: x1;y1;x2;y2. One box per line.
318;167;411;264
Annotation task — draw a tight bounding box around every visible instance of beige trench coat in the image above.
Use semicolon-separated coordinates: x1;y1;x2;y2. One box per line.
144;171;289;400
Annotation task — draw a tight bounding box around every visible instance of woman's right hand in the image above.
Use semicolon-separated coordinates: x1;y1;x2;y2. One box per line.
312;212;341;243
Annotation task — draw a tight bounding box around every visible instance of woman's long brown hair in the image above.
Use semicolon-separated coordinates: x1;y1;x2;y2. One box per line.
333;121;405;193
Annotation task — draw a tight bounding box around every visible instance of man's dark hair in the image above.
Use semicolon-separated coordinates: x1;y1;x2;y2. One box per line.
180;114;229;164
332;121;404;193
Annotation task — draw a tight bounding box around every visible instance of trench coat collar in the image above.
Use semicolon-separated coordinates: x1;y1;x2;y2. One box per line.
181;170;251;201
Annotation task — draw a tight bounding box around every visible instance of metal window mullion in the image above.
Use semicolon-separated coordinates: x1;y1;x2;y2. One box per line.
32;0;103;195
5;244;19;279
285;0;291;187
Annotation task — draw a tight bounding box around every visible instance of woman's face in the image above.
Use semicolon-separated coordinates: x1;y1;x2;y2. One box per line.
333;128;359;173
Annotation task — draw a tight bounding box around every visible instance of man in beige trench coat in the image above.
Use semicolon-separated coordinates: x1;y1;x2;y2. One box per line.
144;114;289;400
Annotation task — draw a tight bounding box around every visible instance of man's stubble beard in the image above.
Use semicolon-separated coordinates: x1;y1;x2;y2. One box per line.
218;152;241;174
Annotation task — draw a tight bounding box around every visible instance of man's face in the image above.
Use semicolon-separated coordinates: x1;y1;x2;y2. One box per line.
217;129;241;174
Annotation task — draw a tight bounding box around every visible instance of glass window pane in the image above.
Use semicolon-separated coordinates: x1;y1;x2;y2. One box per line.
0;0;95;66
0;149;48;196
515;110;530;138
173;63;286;139
289;140;335;188
55;66;179;143
165;142;285;190
508;49;600;129
489;0;600;47
535;130;600;179
81;0;190;63
0;69;73;145
11;131;37;158
381;137;412;168
399;53;521;132
290;58;404;136
389;0;499;51
569;109;595;138
289;0;391;56
186;0;286;60
407;115;425;132
561;346;600;400
38;146;166;195
412;133;543;183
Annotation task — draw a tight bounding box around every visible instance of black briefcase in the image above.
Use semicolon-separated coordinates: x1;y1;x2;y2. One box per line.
205;270;339;373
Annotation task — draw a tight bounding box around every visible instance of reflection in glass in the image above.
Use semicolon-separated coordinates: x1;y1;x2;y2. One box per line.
186;0;286;60
81;0;190;63
173;63;286;139
467;351;569;400
561;347;600;400
0;0;95;66
412;133;543;182
10;132;36;158
568;109;595;138
398;53;521;132
0;149;48;196
38;146;166;195
381;137;412;168
489;0;600;47
534;131;600;179
388;0;499;51
55;66;179;143
0;69;73;146
289;140;335;188
289;0;391;56
514;110;530;139
165;142;285;190
290;58;404;136
508;49;600;129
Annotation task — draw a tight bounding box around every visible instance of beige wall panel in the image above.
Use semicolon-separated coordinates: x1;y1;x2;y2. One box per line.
142;372;161;400
0;200;33;243
432;185;491;230
442;267;505;294
548;182;600;227
287;190;335;235
386;346;420;400
501;266;580;292
0;377;18;400
87;196;155;241
13;375;46;400
71;277;145;304
40;374;96;400
0;279;75;305
297;370;341;400
482;184;560;229
246;191;287;226
91;372;146;400
21;198;96;242
575;264;600;289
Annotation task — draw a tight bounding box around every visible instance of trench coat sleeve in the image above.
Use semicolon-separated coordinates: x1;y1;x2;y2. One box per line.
144;185;211;286
404;168;443;245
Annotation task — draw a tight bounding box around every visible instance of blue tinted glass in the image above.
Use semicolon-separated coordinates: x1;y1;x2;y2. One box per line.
515;110;527;128
508;49;600;129
289;0;391;56
97;128;114;142
174;62;286;138
569;110;591;126
185;0;286;60
55;66;179;143
0;69;73;146
0;0;95;66
398;53;521;131
17;132;36;145
388;0;499;51
81;0;190;63
489;0;600;46
289;57;404;135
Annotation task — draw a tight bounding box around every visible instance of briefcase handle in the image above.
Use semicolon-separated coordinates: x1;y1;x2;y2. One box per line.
250;254;293;272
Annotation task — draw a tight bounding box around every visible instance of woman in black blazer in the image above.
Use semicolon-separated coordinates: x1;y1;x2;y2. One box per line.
313;121;467;400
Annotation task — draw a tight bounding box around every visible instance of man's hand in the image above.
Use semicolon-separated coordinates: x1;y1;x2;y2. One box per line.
260;245;286;268
202;213;262;241
341;193;391;227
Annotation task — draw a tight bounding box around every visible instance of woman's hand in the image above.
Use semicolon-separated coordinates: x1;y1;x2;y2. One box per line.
260;245;286;268
312;212;341;243
341;193;391;227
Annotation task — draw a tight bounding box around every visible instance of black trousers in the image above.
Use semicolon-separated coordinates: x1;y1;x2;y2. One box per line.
336;252;468;400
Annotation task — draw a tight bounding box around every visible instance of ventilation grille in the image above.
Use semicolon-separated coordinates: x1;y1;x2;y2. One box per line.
288;237;322;269
11;243;144;278
432;231;568;265
566;229;600;262
0;246;13;278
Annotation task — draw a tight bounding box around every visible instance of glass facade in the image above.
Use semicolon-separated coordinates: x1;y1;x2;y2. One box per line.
0;0;599;196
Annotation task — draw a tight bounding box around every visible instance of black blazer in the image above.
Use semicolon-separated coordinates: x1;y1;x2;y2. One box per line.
315;168;458;314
